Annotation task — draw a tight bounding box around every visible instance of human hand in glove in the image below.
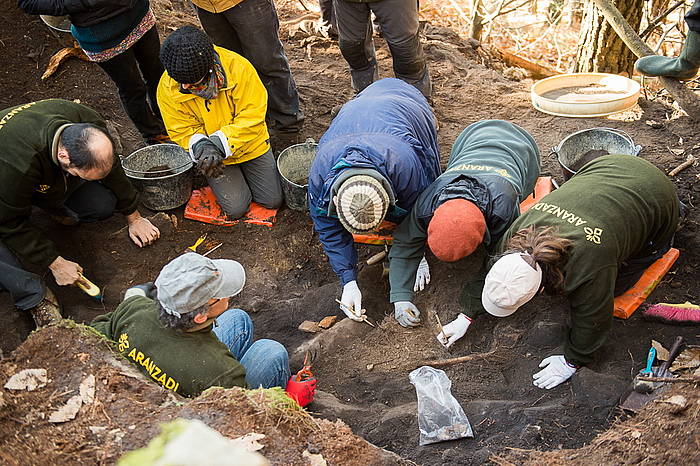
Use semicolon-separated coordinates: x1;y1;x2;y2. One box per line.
414;256;431;292
340;280;364;321
436;313;472;348
533;355;578;389
192;137;225;178
394;301;421;327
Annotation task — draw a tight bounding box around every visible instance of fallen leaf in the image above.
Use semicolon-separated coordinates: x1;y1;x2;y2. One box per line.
630;429;641;439
366;364;374;371
670;348;700;372
651;340;669;361
76;353;91;363
80;375;96;405
230;432;266;452
318;315;338;329
49;394;83;423
4;369;48;391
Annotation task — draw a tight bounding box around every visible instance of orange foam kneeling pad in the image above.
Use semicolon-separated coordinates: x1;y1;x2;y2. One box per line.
519;176;554;213
184;186;278;227
613;248;680;319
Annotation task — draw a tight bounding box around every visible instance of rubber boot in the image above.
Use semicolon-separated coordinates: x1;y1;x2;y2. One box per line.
29;288;62;327
635;31;700;80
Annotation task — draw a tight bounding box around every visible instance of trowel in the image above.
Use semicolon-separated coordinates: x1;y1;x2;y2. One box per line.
620;336;684;413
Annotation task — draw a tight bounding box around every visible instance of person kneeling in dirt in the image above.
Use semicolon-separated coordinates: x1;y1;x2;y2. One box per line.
90;253;291;397
308;78;440;321
389;120;540;333
478;155;681;390
157;26;283;220
0;99;160;328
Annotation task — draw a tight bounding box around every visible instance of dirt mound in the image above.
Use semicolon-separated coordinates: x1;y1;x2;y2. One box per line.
499;382;700;465
0;323;409;465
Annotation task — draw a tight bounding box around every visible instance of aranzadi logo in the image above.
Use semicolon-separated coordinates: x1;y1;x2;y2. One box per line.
584;227;603;244
118;333;130;352
36;184;50;193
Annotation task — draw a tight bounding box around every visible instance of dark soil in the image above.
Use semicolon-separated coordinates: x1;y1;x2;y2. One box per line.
1;0;699;464
0;324;408;465
143;164;175;178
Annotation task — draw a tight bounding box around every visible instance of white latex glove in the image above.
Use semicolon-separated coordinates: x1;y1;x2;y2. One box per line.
413;256;431;292
340;280;364;321
533;355;578;389
394;301;421;327
436;314;472;348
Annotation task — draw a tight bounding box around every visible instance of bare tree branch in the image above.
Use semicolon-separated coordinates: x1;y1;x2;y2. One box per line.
640;0;686;39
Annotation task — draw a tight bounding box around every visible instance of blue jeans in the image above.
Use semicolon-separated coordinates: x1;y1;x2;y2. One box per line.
213;308;291;388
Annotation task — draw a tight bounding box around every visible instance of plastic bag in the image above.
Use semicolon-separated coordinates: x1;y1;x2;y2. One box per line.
409;366;473;445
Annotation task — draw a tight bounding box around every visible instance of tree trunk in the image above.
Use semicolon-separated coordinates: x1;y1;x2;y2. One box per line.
574;0;645;75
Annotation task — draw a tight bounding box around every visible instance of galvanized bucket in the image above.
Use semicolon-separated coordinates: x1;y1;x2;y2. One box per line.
277;138;318;212
552;127;641;180
122;144;193;211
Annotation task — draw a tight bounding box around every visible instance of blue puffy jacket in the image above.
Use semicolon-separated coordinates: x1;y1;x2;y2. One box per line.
308;78;440;285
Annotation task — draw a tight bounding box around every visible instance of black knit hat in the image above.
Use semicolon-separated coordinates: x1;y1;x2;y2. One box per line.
160;26;216;84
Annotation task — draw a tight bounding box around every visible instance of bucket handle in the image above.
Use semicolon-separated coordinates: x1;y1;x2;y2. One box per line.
551;127;641;158
594;127;642;156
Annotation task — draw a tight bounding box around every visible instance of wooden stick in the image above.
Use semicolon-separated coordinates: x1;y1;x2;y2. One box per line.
638;375;700;383
491;47;557;79
668;154;697;177
420;349;497;367
366;250;387;265
434;313;447;342
591;0;700;121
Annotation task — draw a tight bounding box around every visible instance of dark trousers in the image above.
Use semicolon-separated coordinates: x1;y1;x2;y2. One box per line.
614;237;674;296
2;182;118;310
196;0;304;131
96;26;166;140
687;0;700;33
334;0;431;97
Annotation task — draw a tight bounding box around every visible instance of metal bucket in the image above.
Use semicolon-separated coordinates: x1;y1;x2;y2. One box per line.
552;127;641;180
277;138;318;212
122;144;194;211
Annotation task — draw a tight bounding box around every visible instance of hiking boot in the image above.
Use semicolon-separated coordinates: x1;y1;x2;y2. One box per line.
635;31;700;80
145;133;173;145
29;288;62;327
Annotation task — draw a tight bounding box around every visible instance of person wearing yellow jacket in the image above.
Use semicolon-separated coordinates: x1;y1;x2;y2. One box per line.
157;26;282;219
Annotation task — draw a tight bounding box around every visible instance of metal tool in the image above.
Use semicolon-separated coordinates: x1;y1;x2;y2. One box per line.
621;336;684;413
632;347;657;394
187;234;207;252
202;242;222;257
334;299;375;327
75;273;102;300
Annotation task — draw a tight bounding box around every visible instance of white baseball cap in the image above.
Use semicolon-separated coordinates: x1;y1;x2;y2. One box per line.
481;253;542;317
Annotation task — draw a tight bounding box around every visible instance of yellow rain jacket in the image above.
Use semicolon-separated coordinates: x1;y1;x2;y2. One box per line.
191;0;244;13
157;46;270;165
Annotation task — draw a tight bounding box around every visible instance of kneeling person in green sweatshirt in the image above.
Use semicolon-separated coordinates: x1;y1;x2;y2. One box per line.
481;155;680;390
90;253;291;397
388;120;540;339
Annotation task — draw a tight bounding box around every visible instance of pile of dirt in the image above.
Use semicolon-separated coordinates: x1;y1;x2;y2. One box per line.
0;323;409;465
501;382;700;465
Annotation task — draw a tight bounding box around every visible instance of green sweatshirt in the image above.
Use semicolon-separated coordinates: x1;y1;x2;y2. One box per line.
494;155;679;366
0;99;139;268
389;120;540;304
90;296;247;397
